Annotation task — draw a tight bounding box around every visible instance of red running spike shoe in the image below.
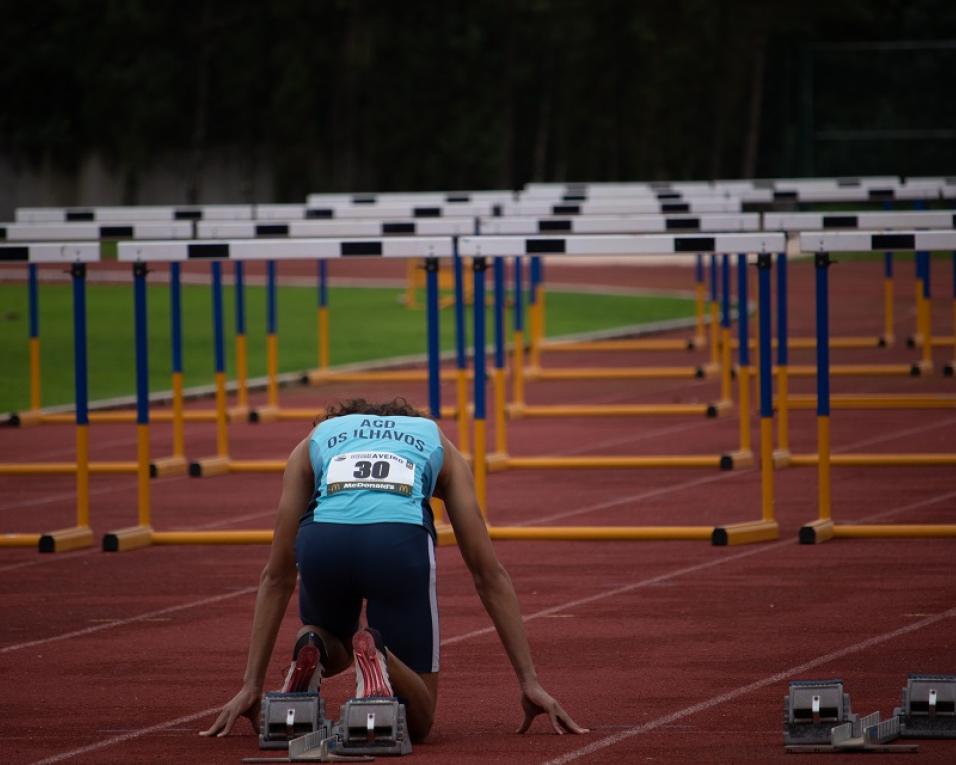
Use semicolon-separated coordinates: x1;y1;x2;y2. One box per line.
352;629;393;698
281;643;321;693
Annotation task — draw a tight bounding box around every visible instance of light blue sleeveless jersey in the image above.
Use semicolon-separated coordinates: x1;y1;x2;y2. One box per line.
305;414;444;534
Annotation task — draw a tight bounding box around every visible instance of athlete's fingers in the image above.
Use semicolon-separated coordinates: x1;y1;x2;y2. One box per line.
516;707;536;734
548;706;566;735
217;709;238;737
199;709;229;737
557;709;589;734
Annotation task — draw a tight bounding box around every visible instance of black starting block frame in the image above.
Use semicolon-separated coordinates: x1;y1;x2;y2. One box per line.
895;674;956;738
247;694;411;762
259;691;332;750
785;675;956;754
784;679;857;745
334;698;412;756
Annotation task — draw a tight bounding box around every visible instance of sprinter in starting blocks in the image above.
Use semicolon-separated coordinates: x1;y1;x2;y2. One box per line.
200;398;586;751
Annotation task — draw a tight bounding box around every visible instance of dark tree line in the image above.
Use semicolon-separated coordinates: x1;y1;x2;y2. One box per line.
1;0;953;203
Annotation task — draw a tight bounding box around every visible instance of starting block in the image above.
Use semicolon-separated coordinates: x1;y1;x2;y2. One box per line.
784;679;857;745
894;674;956;738
333;698;412;756
785;711;919;754
259;692;332;750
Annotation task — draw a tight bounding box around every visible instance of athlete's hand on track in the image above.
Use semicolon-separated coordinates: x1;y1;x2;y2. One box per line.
200;685;262;737
516;682;589;735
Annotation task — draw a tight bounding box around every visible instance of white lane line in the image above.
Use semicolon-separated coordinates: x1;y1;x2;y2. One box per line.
19;484;956;763
539;604;956;765
26;706;222;765
0;586;257;655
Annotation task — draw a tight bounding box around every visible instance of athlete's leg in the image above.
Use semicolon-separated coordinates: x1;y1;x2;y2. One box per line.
293;523;363;687
352;627;438;742
385;654;438;742
357;524;441;742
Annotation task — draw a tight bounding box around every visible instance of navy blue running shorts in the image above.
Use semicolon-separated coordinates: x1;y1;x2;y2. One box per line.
295;522;439;674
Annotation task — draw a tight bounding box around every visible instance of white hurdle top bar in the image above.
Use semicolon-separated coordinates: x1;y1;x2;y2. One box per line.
0;222;193;241
500;198;742;216
478;213;760;235
16;201;496;224
117;237;455;263
305;190;513;206
196;218;475;239
458;232;785;257
766;211;956;231
15;205;254;224
799;230;956;253
0;243;100;263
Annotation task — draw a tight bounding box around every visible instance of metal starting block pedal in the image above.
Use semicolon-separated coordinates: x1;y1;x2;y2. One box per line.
784;679;857;745
894;674;956;738
785;711;919;754
334;697;412;756
259;692;332;750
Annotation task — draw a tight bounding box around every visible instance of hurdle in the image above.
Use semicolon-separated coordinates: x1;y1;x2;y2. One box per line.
458;232;785;474
0;227;203;479
0;242;99;551
509;248;726;390
195;217;475;426
479;212;761;356
0;220;207;437
796;230;956;545
103;236;452;495
763;211;954;352
501;247;734;419
774;230;956;466
446;235;780;545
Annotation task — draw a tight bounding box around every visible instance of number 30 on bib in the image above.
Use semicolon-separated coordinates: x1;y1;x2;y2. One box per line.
326;452;416;496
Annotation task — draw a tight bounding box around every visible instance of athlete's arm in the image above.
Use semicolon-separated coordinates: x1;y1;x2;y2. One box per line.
200;437;314;737
434;432;587;735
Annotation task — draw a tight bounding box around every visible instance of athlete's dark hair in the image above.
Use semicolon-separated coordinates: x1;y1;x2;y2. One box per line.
317;397;425;424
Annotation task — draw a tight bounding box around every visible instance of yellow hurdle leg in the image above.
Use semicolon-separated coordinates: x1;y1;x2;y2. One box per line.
215;371;229;458
473;418;487;520
171;371;185;458
456;368;470;456
913;279;924;345
267;333;279;408
777;365;790;455
512;329;526;407
529;301;542;370
493;367;507;454
817;415;831;522
29;337;41;410
76;424;90;527
318;306;330;370
760;417;774;523
720;326;732;403
235;334;248;410
137;423;151;526
738;365;751;453
694;282;706;346
709;301;720;367
921;291;933;368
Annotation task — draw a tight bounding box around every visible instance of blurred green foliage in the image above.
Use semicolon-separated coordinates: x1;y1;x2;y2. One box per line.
1;0;953;199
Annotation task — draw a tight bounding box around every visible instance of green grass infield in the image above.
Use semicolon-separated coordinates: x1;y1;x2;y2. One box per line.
0;282;695;412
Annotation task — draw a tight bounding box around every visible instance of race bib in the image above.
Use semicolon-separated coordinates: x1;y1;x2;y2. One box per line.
326;451;416;496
